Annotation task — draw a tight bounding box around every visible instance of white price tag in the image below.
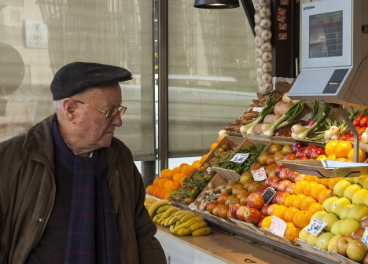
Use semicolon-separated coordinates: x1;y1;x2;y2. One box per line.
305;218;327;236
362;228;368;246
270;215;287;237
252;167;267;181
206;167;212;174
230;153;249;163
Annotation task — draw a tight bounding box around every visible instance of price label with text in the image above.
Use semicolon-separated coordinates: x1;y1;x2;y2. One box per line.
270;215;287;237
230;153;249;164
362;228;368;246
252;167;267;181
305;218;327;236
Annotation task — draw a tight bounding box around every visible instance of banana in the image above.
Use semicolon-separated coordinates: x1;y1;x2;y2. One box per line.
177;211;195;222
182;216;204;228
179;212;199;224
192;227;212;236
189;221;208;232
152;212;164;223
172;210;187;218
170;224;175;233
156;204;173;214
163;207;181;218
163;216;172;227
172;222;187;234
168;216;179;226
145;197;158;204
177;228;191;236
148;199;171;218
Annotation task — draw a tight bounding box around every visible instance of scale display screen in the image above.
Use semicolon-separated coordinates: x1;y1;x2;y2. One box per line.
309;11;343;58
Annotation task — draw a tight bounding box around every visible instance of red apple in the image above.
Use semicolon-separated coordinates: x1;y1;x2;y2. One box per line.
265;164;277;177
292;141;304;153
236;189;250;199
285;155;296;161
236;205;248;221
296;147;307;158
238;192;250;206
247;192;265;210
281;144;292;155
225;181;238;194
305;145;318;159
218;204;229;219
270;144;283;154
352;229;365;241
287;170;296;182
232;184;244;196
270;178;282;190
311;148;326;159
274;151;285;162
285;183;296;194
217;193;230;205
279;167;290;180
255;185;268;195
266;155;275;166
360;216;368;229
336;235;354;256
265;176;278;187
261;204;271;216
258;153;270;165
267;204;277;215
250;163;263;174
277;180;292;192
243;180;255;192
228;197;241;207
294;173;306;182
274;165;286;176
274;191;290;205
230;203;241;219
258;215;265;228
248;181;264;193
244;206;263;224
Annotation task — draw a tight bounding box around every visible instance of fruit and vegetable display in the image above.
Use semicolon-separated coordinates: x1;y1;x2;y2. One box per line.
145;198;211;237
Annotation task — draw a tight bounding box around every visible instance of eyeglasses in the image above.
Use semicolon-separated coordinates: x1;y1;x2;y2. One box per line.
74;100;127;120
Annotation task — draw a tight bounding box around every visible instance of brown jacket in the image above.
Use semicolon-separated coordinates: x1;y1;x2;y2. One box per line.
0;115;166;264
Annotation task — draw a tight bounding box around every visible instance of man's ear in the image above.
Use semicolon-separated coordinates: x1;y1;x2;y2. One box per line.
62;98;76;121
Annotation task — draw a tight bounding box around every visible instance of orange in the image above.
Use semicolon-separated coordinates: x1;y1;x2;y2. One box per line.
316;155;327;160
152;186;162;198
169;181;180;190
284;226;301;243
347;148;367;162
158;178;168;188
261;216;273;229
309;183;327;200
173;173;186;183
304;175;317;182
284;195;296;207
164;190;171;200
292;193;307;209
335;141;353;158
158;188;167;199
299;196;317;211
164;180;174;190
272;205;288;220
308;202;323;215
325;140;339;156
179;163;189;168
328;178;344;190
303;181;318;196
146;184;155;195
336;157;348;162
284;207;300;223
153;178;160;186
160;168;173;179
210;143;218;152
286;222;295;228
172;166;182;175
320;178;330;188
179;175;188;185
294;180;308;195
200;154;209;164
192;160;201;170
326;154;337;160
293;210;312;228
181;164;195;176
317;189;334;204
217;136;223;144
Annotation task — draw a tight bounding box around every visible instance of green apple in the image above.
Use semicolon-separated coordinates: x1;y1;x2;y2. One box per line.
330;219;344;235
344;184;363;201
298;227;310;242
333;180;351;197
339;204;354;220
362;195;368;207
328;234;342;252
336;235;354;256
348;204;368;222
339;218;360;236
352;188;368;205
330;197;351;216
315;232;335;250
354;175;368;186
322;213;339;232
322;197;339;213
307;231;325;246
346;239;368;262
311;210;328;221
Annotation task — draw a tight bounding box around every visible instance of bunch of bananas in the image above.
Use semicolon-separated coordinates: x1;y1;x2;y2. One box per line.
144;197;158;210
147;198;211;237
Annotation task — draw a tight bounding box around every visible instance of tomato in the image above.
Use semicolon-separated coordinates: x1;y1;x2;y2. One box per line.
358;127;367;135
338;135;349;141
353;114;364;126
347;136;355;142
360;116;368;127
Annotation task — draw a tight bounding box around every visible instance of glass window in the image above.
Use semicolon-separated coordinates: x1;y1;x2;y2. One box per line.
167;2;258;157
0;0;155;161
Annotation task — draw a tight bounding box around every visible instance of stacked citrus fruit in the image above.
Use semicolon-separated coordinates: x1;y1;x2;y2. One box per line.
321;140;366;162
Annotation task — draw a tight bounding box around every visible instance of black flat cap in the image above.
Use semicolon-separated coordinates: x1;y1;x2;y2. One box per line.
51;62;132;100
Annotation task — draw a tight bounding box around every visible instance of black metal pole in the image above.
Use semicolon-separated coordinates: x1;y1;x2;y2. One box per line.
240;0;255;36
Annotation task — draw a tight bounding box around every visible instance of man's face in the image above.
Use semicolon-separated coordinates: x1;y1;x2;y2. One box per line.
72;83;123;151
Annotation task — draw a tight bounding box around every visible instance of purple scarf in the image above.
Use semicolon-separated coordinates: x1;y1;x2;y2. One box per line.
53;119;119;264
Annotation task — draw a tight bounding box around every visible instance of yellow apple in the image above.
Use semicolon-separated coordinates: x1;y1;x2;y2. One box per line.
364;177;368;189
334;180;351;197
316;232;335;250
330;219;344;235
340;218;360;236
344;184;363;201
363;195;368;207
352;188;368;205
336;235;354;256
328;234;342;252
330;197;351;216
347;239;368;262
322;213;339;232
298;227;310;242
339;204;354;220
348;204;368;222
354;175;368;186
311;210;328;221
322;197;339;213
307;231;325;246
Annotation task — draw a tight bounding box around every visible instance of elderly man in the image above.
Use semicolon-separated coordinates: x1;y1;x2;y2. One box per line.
0;62;166;264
